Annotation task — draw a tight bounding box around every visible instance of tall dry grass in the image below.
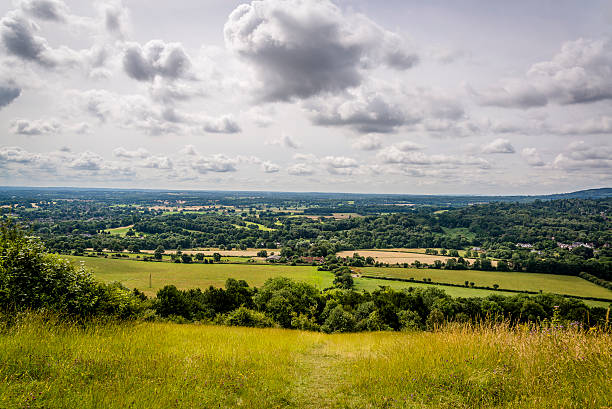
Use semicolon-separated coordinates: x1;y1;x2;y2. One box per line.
0;315;609;408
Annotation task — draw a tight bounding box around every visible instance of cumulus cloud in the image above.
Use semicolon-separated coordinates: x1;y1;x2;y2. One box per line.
287;163;315;176
141;156;173;169
321;155;359;175
68;151;104;171
113;147;150;159
394;141;425;152
521;147;545;167
478;37;612;108
261;161;280;173
481;138;515;154
309;87;420;134
266;134;301;149
551;141;612;172
550;116;612;135
73;89;240;136
224;0;418;102
190;155;237;173
100;0;129;39
122;40;193;82
0;10;81;68
377;146;491;169
352;135;382;151
18;0;69;22
9;117;61;135
202;115;241;134
0;84;21;109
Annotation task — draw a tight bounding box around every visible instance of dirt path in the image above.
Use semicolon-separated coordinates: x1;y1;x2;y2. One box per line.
291;338;347;408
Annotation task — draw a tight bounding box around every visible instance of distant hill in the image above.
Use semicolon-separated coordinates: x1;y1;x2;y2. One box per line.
538;188;612;200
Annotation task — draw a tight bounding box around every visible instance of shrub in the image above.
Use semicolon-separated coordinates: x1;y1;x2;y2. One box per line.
322;306;356;333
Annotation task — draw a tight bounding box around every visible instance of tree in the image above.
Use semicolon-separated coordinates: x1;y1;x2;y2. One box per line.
154;245;164;260
213;252;222;262
333;273;354;289
257;250;268;258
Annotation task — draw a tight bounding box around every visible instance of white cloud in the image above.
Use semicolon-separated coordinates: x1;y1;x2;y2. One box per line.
352;135;382;151
552;141;612;171
261;161;280;173
481;138;515;154
521;147;545;167
266;134;301;149
9;117;61;135
478;37;612;108
287;163;315;176
113;147;150;159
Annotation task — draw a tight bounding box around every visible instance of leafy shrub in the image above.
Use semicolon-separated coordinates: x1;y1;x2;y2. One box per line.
0;219;144;318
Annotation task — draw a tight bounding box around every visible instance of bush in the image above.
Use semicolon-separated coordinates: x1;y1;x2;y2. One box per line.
0;220;144;318
322;306;356;333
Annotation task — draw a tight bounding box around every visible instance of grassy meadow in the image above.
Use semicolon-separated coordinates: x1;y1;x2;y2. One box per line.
63;256;612;307
359;266;612;300
0;315;610;409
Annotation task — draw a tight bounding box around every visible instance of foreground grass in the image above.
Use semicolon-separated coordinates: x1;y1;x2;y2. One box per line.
0;317;610;409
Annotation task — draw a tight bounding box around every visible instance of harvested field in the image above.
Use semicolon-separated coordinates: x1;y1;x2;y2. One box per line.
336;249;497;266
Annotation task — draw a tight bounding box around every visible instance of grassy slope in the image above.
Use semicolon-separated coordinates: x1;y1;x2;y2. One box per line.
63;256;611;307
0;317;610;409
359;266;612;299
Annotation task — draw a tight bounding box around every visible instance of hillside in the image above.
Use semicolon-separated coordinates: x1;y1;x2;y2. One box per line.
0;316;609;409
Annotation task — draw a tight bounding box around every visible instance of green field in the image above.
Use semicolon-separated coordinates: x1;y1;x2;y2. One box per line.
359;266;612;300
63;256;611;307
102;226;133;236
1;316;610;408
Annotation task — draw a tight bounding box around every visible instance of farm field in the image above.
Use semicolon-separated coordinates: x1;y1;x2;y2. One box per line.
336;249;496;266
0;316;610;409
62;256;611;306
358;266;612;300
64;256;334;295
102;225;134;236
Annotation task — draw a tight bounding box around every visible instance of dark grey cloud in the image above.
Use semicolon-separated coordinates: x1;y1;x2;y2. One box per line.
0;85;21;109
1;11;54;67
0;10;80;68
224;0;418;102
123;40;193;82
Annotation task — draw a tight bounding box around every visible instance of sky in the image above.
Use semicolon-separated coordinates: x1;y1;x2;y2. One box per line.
0;0;611;195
